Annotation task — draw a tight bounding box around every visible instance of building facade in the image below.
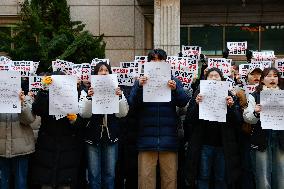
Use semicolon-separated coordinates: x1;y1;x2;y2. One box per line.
1;0;284;65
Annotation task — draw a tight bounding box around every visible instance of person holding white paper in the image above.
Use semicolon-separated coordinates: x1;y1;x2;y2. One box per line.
79;62;129;189
31;71;83;189
184;67;242;189
243;67;284;189
0;88;35;189
233;66;263;189
128;49;190;189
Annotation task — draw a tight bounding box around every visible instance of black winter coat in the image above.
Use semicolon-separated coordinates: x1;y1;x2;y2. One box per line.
84;114;121;144
183;90;242;189
31;90;83;188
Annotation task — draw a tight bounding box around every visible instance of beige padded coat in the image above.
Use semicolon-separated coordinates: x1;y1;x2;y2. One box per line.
0;96;36;158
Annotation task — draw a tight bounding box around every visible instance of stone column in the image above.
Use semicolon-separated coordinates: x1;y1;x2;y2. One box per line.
154;0;180;56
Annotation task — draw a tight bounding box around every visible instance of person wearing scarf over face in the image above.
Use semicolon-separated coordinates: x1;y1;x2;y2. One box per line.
79;62;129;189
243;68;284;189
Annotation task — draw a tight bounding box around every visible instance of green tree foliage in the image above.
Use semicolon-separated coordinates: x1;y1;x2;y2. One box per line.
0;0;105;72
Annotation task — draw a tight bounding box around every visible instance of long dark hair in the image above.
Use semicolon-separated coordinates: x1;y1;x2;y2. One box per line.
93;62;112;75
255;67;282;92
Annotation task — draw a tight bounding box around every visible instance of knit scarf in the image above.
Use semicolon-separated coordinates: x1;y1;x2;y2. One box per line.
262;85;280;90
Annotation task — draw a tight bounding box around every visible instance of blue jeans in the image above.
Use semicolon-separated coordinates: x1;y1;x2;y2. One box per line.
252;130;284;189
197;145;227;189
87;143;118;189
0;156;29;189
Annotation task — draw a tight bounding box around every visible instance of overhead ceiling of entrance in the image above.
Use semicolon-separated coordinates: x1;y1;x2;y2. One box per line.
137;0;284;24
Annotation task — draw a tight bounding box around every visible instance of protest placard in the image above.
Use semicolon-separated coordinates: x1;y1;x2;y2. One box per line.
208;58;231;77
199;80;229;122
29;76;43;95
227;42;247;55
275;59;284;78
91;74;119;114
182;46;201;58
0;71;21;113
49;75;78;115
260;90;284;130
143;62;171;102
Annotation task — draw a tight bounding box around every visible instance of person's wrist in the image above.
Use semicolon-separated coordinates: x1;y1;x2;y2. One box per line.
253;110;260;118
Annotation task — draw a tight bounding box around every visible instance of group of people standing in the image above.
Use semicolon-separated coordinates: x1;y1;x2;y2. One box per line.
0;48;284;189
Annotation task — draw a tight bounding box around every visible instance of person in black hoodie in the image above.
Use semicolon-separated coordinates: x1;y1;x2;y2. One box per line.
31;71;83;189
184;67;242;189
243;67;284;189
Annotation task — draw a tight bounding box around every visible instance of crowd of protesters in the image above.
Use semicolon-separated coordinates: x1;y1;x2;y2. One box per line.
1;48;284;189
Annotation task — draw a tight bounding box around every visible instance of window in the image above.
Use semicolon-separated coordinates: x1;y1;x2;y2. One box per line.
190;26;223;55
261;25;284;54
180;27;188;47
225;25;259;51
180;24;284;56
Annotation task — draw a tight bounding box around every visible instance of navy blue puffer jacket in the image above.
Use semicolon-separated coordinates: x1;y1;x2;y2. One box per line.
128;77;190;151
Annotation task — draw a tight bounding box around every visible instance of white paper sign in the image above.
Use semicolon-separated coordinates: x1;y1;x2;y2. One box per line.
10;61;36;77
91;74;119;114
182;46;201;58
166;56;178;70
173;70;194;90
260;90;284;130
251;60;272;68
208;58;231;77
0;56;12;64
49;75;78;115
227;42;247;55
239;64;250;80
199;80;228;122
135;56;148;75
226;77;235;89
252;51;275;61
120;62;138;68
120;62;139;78
275;59;284;78
29;76;43;95
111;67;135;86
91;58;109;66
0;71;21;113
249;63;265;71
72;63;91;81
52;59;74;75
0;61;11;71
244;85;257;96
143;62;171;102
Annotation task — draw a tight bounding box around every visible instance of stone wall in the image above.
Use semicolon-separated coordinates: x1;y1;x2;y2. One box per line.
68;0;152;66
0;0;152;66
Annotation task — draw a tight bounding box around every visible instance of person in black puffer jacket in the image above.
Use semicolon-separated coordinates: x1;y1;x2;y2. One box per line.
128;49;190;189
31;72;84;189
